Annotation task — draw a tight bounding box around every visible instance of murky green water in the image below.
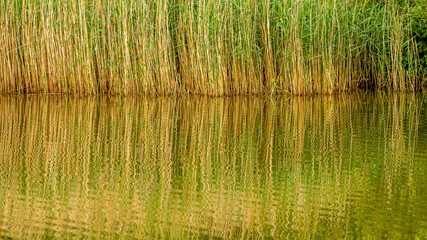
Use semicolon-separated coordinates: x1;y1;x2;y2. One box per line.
0;94;426;239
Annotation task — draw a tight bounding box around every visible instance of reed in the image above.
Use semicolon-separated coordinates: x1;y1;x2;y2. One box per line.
0;0;420;95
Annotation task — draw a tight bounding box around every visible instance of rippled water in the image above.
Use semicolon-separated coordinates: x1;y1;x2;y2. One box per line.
0;94;426;239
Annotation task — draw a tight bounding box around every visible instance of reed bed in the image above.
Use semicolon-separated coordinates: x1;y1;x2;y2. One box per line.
0;0;420;95
0;95;425;239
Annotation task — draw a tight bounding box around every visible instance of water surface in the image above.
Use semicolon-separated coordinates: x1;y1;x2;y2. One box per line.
0;94;426;239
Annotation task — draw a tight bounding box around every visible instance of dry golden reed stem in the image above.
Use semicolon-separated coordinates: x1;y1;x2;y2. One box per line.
0;0;419;95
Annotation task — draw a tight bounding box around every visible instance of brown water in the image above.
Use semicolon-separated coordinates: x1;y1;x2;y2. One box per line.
0;94;426;239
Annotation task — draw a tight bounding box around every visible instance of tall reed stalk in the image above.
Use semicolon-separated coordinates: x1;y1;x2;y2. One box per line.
0;0;419;95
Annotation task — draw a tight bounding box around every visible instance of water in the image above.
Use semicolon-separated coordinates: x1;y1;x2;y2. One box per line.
0;94;426;239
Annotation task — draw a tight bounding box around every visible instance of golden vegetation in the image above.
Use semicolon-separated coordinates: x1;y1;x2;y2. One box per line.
0;0;420;95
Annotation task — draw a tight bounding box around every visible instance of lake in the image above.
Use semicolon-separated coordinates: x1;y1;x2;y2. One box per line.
0;94;426;239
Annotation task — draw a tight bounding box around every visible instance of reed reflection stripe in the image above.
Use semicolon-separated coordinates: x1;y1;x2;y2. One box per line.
0;95;426;239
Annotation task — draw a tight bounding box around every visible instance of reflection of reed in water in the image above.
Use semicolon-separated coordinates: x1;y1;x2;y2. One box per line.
0;95;425;239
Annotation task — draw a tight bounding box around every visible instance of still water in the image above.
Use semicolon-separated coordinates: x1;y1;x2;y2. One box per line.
0;94;426;239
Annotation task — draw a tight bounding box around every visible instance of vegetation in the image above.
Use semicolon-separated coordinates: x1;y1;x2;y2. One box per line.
0;0;421;95
410;0;427;82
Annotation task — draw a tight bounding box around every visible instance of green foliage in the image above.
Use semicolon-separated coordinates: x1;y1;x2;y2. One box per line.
0;0;421;95
412;0;427;81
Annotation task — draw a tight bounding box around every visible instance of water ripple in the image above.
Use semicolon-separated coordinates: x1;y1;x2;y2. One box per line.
0;94;425;239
